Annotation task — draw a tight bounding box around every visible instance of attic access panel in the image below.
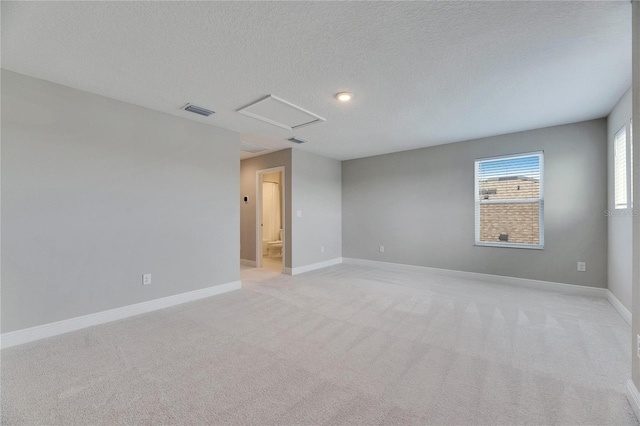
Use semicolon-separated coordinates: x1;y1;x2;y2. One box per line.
239;142;268;153
237;95;326;130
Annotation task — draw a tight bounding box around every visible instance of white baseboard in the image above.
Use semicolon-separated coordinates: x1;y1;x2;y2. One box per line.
240;259;256;267
1;280;241;349
342;258;606;298
284;257;343;276
627;380;640;422
606;290;632;325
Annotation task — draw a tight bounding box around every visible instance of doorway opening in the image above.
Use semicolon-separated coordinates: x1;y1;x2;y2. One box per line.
256;167;285;272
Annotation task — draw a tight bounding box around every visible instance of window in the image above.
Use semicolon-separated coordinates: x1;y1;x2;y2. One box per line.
475;152;544;249
631;119;634;209
614;125;629;209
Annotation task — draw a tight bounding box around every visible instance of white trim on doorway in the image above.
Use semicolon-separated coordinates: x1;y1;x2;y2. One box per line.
256;166;286;271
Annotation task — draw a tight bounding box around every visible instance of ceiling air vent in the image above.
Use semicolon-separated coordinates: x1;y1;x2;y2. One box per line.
288;137;307;144
182;103;215;117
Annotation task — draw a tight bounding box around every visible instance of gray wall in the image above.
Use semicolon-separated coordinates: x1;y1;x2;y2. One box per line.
240;150;292;268
607;87;633;310
342;119;607;288
291;149;342;268
1;70;240;333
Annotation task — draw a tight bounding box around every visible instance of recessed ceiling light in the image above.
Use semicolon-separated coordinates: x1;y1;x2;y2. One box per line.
336;92;352;102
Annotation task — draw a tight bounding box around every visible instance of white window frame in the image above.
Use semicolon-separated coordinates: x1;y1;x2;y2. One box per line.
614;124;631;210
630;119;634;209
474;151;544;249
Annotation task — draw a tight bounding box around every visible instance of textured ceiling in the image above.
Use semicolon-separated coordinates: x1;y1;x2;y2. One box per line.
1;2;631;160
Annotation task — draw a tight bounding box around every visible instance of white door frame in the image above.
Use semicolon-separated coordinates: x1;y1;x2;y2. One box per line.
256;166;285;270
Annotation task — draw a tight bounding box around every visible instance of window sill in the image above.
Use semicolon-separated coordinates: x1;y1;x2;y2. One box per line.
475;242;543;250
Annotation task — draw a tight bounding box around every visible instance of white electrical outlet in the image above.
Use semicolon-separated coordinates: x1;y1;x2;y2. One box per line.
320;246;325;253
143;273;152;285
296;210;303;218
379;245;385;253
577;262;586;272
637;335;640;358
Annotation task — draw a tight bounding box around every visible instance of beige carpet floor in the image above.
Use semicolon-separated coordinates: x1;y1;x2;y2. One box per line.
1;262;637;425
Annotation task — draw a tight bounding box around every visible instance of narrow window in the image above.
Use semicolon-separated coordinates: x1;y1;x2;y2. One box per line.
630;119;634;208
475;152;544;249
614;125;629;209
